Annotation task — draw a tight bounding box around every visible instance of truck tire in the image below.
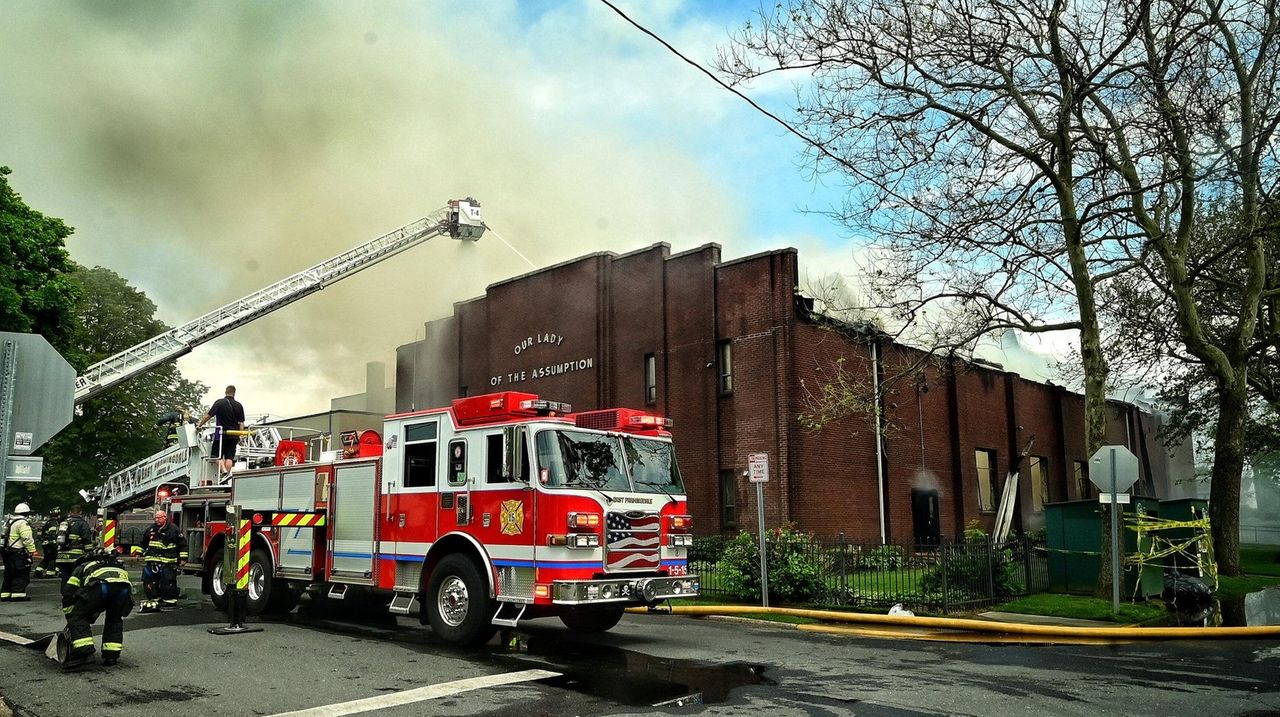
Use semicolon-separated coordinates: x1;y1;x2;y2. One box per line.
559;606;625;633
205;547;229;612
245;548;273;615
425;554;495;647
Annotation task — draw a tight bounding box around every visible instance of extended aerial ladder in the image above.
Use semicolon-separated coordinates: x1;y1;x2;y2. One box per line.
85;198;484;509
74;198;484;404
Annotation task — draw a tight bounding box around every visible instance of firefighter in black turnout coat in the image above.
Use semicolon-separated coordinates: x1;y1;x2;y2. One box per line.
132;510;187;611
61;551;133;668
54;505;94;588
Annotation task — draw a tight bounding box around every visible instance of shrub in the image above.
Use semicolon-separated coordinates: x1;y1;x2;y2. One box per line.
690;535;729;564
718;525;825;603
860;544;905;570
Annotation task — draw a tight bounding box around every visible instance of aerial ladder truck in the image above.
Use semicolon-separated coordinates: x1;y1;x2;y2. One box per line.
84;198;485;512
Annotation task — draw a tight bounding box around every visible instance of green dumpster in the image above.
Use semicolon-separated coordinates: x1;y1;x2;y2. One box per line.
1045;498;1163;597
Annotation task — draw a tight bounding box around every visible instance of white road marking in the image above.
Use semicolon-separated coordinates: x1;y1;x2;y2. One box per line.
0;630;33;646
265;668;561;717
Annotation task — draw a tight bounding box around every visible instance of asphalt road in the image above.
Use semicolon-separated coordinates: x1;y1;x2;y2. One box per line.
1;567;1278;716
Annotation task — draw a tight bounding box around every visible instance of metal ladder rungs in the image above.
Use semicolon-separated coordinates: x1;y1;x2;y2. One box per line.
491;601;527;628
388;592;417;615
327;584;349;600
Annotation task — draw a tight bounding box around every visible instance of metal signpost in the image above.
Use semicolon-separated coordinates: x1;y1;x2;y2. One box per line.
0;333;74;513
748;452;770;608
1088;445;1140;614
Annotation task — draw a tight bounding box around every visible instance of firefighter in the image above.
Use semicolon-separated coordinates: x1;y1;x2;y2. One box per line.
156;409;187;448
54;505;94;588
1;503;37;601
132;509;187;611
35;507;61;577
60;550;133;669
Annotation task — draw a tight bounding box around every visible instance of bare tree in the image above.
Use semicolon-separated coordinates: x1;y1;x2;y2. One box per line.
717;0;1278;577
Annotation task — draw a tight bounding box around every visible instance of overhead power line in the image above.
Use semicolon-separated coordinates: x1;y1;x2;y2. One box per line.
595;0;866;180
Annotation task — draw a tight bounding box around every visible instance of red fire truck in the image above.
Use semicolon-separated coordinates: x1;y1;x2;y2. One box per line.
172;391;698;645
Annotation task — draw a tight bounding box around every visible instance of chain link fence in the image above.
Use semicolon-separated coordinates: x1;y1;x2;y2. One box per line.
691;532;1049;614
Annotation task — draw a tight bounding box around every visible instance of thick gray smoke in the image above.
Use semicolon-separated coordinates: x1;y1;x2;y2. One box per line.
0;2;745;415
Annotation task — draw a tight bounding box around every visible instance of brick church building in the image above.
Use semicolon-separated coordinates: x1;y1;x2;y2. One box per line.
395;243;1185;542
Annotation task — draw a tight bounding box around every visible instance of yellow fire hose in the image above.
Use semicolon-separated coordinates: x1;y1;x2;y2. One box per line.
627;604;1280;640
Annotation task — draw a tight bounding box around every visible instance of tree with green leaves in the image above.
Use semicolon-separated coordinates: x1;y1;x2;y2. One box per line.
10;266;208;513
0;166;80;350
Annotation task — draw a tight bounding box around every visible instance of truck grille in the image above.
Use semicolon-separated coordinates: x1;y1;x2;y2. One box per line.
605;510;660;571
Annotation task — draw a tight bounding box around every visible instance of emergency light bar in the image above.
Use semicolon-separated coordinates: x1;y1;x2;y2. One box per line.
574;408;674;433
520;399;572;415
627;415;673;429
453;392;574;426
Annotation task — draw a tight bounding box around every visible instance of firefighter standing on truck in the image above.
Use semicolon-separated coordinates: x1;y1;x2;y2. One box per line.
1;503;37;601
35;507;61;577
61;550;133;669
55;505;93;588
132;510;187;611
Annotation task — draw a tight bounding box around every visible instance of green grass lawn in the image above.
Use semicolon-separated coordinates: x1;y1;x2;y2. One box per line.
989;593;1167;623
1241;545;1280;576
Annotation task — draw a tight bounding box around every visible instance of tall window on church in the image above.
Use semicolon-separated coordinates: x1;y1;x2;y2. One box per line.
975;449;997;512
717;340;733;395
1074;461;1089;499
720;470;737;528
1030;456;1049;512
644;353;657;405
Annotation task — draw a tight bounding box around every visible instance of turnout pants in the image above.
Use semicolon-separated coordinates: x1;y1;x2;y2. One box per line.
39;544;57;575
1;549;32;599
142;562;179;607
66;584;131;660
57;562;76;591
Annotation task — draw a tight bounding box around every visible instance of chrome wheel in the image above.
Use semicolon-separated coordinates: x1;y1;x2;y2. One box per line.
437;575;470;627
211;562;227;599
249;562;266;602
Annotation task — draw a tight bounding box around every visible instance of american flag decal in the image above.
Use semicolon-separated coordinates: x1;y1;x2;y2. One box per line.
606;511;661;571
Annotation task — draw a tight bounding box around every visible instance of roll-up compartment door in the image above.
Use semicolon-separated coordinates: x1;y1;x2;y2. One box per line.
278;468;317;572
330;462;378;580
232;472;282;513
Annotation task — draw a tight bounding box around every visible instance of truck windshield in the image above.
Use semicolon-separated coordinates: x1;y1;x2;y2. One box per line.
623;436;684;494
535;430;684;494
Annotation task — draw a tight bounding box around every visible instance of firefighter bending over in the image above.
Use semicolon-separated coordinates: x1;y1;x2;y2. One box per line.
1;503;37;601
132;510;187;611
35;507;61;578
54;505;94;588
61;550;133;669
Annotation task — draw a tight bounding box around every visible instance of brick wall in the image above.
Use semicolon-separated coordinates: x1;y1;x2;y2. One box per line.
392;242;1175;542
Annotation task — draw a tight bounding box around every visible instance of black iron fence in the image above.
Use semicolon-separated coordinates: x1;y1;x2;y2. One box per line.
691;532;1049;614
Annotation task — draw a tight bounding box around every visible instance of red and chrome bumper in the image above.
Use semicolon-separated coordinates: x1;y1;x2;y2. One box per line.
552;574;700;605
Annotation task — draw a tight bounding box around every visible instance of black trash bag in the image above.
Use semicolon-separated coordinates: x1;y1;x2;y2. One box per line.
1162;568;1213;608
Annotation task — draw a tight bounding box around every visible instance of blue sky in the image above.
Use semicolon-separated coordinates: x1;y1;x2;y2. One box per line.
0;1;886;416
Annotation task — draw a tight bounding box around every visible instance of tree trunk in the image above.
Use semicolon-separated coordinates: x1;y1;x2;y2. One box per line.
1210;375;1248;577
1079;316;1116;599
